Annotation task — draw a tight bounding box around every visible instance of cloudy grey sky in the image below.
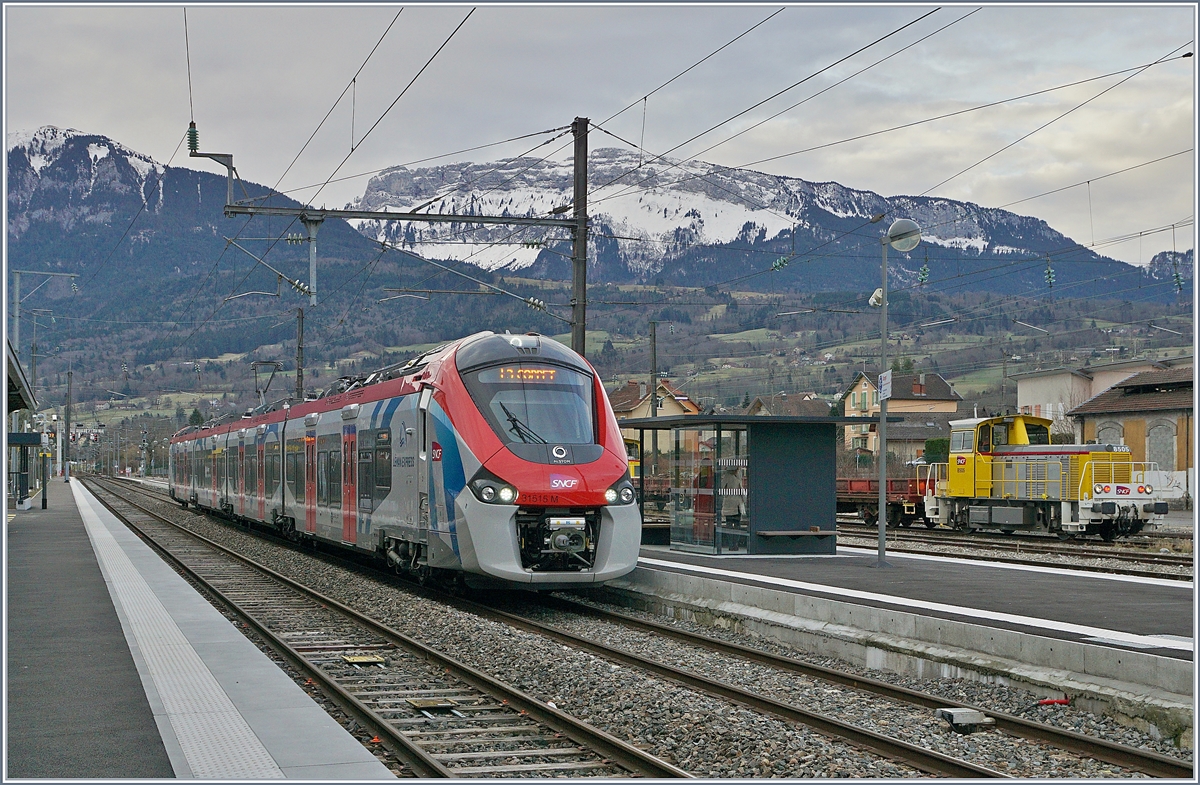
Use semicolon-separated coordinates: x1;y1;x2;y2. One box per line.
4;2;1195;265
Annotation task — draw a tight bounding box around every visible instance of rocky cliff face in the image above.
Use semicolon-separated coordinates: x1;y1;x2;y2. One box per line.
345;146;1112;292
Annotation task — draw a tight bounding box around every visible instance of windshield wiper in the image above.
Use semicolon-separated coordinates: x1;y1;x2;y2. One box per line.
500;402;547;444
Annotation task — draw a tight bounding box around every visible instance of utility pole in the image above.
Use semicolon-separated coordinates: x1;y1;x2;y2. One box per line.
10;270;78;353
570;117;589;357
649;321;658;421
64;370;72;482
296;307;305;400
649;320;659;473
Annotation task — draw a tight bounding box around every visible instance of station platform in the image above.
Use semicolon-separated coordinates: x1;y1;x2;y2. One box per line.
5;480;396;779
633;544;1194;659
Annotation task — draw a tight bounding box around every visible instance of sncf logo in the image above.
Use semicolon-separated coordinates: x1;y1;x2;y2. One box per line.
1115;485;1131;495
549;474;579;490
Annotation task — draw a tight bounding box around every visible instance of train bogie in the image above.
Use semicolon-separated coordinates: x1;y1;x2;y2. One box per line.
168;332;641;589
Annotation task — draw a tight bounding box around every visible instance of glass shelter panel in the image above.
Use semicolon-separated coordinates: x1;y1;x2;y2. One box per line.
669;425;749;554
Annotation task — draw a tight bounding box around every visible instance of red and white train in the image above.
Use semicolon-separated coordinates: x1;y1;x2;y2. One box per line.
169;332;641;589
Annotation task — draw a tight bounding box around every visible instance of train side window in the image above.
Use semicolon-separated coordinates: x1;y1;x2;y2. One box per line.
265;440;281;498
950;430;972;452
978;425;992;453
992;425;1007;446
216;450;225;486
375;447;391;490
317;451;328;504
418;387;432;460
248;452;259;496
330;449;342;505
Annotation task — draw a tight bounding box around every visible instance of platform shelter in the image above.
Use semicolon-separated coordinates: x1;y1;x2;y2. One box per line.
620;414;888;555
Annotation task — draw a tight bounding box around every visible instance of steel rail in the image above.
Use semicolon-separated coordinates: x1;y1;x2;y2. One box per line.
447;595;1008;778
538;595;1195;780
837;522;1194;564
108;477;1191;777
85;479;451;777
87;479;689;779
834;531;1192;580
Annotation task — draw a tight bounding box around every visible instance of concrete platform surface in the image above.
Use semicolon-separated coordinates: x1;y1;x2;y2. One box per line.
636;545;1193;660
6;480;396;780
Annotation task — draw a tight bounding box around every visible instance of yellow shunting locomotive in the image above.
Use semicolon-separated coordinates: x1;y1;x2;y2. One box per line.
921;414;1168;540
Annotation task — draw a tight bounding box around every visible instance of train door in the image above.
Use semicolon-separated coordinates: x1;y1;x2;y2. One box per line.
948;429;974;497
418;387;433;532
974;423;994;497
342;423;357;545
257;436;266;521
357;430;374;540
237;438;246;516
304;431;316;533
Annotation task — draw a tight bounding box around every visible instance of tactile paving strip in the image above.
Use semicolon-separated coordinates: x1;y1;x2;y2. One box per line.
73;483;285;779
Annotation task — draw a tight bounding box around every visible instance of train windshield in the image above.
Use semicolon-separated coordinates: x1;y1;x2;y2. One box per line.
464;363;595;445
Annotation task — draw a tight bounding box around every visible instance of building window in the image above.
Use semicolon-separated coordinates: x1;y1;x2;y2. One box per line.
1147;420;1176;472
850;391;858;409
872;391;879;406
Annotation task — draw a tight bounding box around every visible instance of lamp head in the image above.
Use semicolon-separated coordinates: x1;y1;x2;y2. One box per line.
886;218;921;252
868;287;884;308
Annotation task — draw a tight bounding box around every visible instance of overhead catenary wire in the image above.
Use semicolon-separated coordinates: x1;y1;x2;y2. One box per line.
164;9;475;358
595;7;982;209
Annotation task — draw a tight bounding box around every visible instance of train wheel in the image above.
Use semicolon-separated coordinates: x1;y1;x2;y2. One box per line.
1099;521;1117;542
1056;531;1076;541
923;519;938;529
1001;529;1016;535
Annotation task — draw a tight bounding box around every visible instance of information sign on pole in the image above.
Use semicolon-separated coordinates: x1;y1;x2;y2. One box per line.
879;370;893;401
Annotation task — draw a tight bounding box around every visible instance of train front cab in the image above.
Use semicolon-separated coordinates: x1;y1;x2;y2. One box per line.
432;333;642;589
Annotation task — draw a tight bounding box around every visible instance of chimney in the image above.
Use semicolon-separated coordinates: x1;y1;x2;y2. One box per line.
639;381;647;398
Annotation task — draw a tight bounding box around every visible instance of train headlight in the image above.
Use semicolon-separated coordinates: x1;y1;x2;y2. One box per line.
605;479;636;505
1144;484;1153;494
469;466;518;505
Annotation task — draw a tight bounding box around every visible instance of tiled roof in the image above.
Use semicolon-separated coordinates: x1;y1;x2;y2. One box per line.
746;396;831;417
887;412;958;441
605;379;699;414
840;371;962;402
1068;368;1194;416
605;381;645;413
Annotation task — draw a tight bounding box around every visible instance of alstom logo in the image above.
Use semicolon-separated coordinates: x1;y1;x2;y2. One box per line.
550;474;580;489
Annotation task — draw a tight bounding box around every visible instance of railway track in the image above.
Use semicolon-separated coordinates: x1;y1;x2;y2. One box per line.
103;477;1193;778
504;595;1194;780
85;478;687;778
835;522;1192;580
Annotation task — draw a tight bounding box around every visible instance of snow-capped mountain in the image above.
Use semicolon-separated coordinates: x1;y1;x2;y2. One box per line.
7;126;167;237
345;147;1121;293
5;126;1185;302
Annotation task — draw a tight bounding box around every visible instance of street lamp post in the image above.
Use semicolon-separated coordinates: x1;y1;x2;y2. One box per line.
872;218;921;569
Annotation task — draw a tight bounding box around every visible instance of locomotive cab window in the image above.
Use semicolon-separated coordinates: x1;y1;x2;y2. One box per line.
463;363;595;445
1025;423;1050;445
950;430;972;452
977;425;992;453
